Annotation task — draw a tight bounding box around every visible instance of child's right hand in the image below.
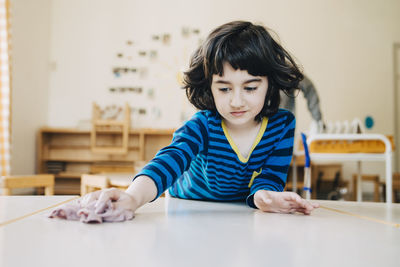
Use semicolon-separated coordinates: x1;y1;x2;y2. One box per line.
254;190;319;215
81;188;138;214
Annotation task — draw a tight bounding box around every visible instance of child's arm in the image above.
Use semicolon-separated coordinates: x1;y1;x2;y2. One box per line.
83;175;157;214
125;175;157;208
247;111;315;213
253;190;319;215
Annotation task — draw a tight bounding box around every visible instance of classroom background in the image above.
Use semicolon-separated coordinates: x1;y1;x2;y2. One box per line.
3;0;400;200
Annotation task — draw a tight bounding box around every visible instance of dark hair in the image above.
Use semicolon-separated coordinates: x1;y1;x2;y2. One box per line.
183;21;303;120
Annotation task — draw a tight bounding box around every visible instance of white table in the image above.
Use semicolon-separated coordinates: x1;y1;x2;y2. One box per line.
0;195;76;224
1;196;399;267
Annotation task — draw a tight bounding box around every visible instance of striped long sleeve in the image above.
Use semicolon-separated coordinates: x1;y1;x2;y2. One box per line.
246;112;295;208
134;112;209;199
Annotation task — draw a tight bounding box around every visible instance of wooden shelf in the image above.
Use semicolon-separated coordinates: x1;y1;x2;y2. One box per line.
39;127;175;135
43;158;139;163
91;147;130;154
37;127;174;195
47;146;140;151
43;159;98;163
55;173;82;179
39;127;90;134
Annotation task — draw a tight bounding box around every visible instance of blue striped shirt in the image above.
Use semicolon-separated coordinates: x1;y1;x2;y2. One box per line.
135;109;295;208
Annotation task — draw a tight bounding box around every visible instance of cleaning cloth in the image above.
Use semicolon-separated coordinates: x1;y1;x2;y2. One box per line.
49;194;134;223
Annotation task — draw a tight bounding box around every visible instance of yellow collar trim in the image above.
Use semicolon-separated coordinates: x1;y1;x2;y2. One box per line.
221;117;268;163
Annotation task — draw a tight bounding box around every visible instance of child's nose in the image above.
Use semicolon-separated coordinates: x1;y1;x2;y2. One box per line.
230;90;244;107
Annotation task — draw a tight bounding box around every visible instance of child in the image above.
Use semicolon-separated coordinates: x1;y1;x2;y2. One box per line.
89;21;319;216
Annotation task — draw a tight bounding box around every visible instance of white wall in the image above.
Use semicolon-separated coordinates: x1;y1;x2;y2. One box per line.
10;0;52;175
11;0;400;184
45;0;400;132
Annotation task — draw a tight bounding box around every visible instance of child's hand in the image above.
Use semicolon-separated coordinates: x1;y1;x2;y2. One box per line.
254;190;319;215
81;188;138;214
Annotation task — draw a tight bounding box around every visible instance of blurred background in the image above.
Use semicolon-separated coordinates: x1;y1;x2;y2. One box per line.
5;0;400;199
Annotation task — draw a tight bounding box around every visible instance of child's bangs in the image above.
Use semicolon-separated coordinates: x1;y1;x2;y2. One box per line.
211;37;267;77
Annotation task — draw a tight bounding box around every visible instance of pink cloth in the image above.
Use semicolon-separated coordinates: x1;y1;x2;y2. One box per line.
49;198;134;223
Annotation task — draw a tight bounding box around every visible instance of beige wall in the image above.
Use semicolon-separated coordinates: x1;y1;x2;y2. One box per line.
10;0;52;175
10;0;400;182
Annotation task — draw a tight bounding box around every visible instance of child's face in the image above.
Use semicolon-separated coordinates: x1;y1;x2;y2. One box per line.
211;63;268;128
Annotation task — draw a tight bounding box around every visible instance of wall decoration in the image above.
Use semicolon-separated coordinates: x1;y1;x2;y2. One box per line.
162;34;171;45
365;116;374;129
152;35;160;41
109;87;143;93
147;88;155;99
101;104;123;120
151;107;161;119
129;87;143;93
181;27;190;38
192;28;200;34
107;25;204;127
149;50;158;60
112;67;138;76
181;27;200;38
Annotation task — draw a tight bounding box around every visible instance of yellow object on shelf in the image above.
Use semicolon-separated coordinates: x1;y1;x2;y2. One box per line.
299;135;395;153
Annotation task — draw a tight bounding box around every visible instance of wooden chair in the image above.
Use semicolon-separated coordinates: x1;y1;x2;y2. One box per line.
81;160;150;196
81;173;135;195
91;102;130;154
352;174;380;202
380;173;400;203
1;174;55;196
80;172;166;197
81;174;111;196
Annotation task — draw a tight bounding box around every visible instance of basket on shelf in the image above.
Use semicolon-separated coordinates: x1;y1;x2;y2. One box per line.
298;135;395;153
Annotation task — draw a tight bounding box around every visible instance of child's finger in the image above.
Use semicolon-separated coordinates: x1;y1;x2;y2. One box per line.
284;192;303;203
98;188;121;202
80;190;101;206
311;202;320;208
95;189;121;213
294;206;312;215
294;198;314;211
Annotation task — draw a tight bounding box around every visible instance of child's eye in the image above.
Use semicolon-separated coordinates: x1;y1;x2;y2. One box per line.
244;87;257;91
219;88;230;92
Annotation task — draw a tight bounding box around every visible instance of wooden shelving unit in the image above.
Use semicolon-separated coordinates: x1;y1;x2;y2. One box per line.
37;127;174;195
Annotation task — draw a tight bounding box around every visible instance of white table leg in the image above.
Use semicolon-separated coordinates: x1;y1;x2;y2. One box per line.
357;161;362;202
292;156;297;193
385;153;392;203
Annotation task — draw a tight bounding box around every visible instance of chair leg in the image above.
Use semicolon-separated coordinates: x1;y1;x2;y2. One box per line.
352;175;357;201
44;186;54;196
373;177;380;202
81;184;87;196
3;188;12;196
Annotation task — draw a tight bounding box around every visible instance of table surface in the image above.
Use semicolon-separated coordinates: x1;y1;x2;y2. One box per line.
1;196;399;267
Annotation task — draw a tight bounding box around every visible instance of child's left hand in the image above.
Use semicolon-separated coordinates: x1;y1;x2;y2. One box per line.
254;190;319;215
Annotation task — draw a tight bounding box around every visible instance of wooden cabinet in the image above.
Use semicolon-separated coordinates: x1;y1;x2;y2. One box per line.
37;127;174;194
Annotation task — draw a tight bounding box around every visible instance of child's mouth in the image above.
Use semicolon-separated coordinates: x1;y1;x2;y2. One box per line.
231;111;246;116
